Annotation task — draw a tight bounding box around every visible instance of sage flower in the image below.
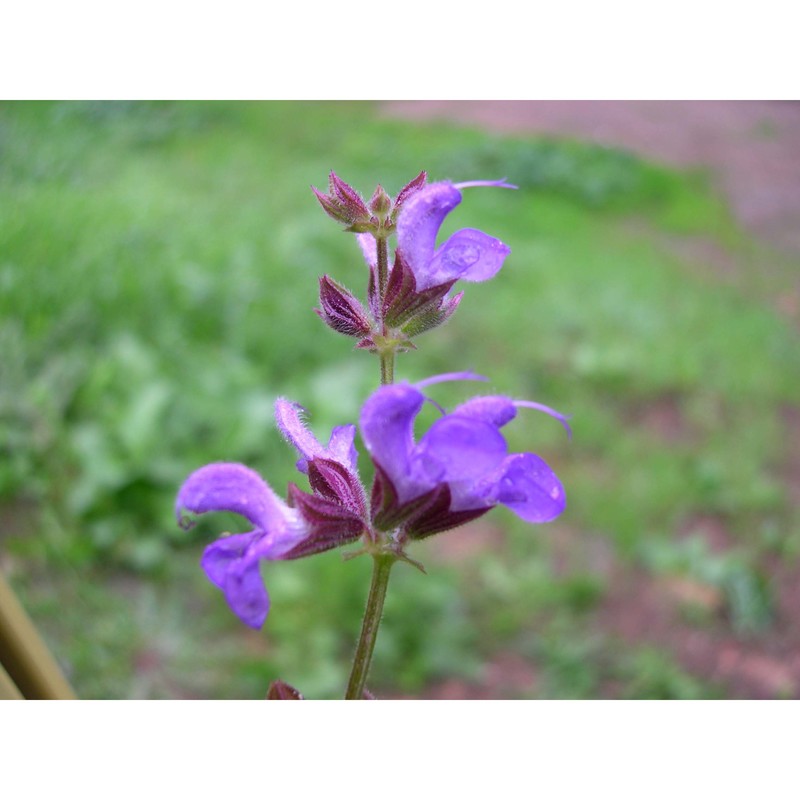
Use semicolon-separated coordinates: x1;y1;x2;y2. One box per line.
361;373;568;538
176;375;568;626
395;179;516;291
176;400;366;628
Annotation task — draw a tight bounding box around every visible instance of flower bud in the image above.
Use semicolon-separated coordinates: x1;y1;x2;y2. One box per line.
401;292;463;337
316;275;373;337
311;186;352;224
267;680;304;699
380;252;461;338
311;172;373;228
369;184;392;219
329;172;370;217
306;457;366;517
370;461;488;535
284;483;364;558
393;170;427;213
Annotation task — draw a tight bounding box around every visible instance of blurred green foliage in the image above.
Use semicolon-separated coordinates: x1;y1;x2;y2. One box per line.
2;101;798;698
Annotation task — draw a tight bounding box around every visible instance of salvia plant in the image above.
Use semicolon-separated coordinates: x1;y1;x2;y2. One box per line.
175;171;570;699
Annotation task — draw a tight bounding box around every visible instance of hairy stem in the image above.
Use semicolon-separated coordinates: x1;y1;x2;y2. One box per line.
376;235;389;306
380;351;395;385
345;554;395;699
346;232;396;699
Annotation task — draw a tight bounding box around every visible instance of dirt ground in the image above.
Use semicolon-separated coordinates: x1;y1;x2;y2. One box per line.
381;101;800;699
383;101;800;253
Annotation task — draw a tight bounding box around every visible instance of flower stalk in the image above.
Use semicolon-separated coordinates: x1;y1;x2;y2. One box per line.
375;234;390;310
379;350;395;386
375;231;397;384
344;230;396;697
174;169;569;700
345;553;395;699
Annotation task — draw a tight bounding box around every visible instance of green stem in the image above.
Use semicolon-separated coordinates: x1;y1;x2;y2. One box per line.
344;233;397;699
374;232;396;386
376;235;389;307
345;554;395;699
380;351;395;385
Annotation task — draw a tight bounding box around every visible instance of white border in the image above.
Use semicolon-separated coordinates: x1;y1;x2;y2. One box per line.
2;702;797;797
2;2;796;99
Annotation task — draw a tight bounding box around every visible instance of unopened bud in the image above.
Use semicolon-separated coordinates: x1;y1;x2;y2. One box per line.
369;184;392;219
329;172;370;219
393;170;427;212
311;172;372;227
381;252;461;338
266;680;304;699
316;275;373;337
312;186;352;224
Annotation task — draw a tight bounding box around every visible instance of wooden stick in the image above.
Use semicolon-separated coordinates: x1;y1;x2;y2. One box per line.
0;572;76;699
0;661;23;699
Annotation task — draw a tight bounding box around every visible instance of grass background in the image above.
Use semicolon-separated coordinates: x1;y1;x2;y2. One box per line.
2;100;798;698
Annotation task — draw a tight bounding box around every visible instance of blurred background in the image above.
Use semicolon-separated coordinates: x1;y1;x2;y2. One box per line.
1;100;799;699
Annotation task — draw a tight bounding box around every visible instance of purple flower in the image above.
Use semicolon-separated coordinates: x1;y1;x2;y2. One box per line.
393;179;516;291
175;463;305;628
176;399;366;629
361;373;569;537
176;374;568;626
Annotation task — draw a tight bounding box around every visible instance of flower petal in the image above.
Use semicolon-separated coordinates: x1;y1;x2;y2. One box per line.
396;182;462;277
420;229;510;290
275;398;360;475
326;424;359;475
415;416;508;483
359;383;428;503
274;399;325;474
201;539;270;629
452;395;518;428
201;532;261;589
356;232;377;267
175;462;293;535
492;453;566;523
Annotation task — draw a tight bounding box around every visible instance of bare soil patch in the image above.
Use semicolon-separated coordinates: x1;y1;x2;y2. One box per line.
382;101;800;254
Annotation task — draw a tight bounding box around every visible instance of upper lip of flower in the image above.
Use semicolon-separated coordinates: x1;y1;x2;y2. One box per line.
274;397;360;477
352;178;517;292
175;461;306;552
